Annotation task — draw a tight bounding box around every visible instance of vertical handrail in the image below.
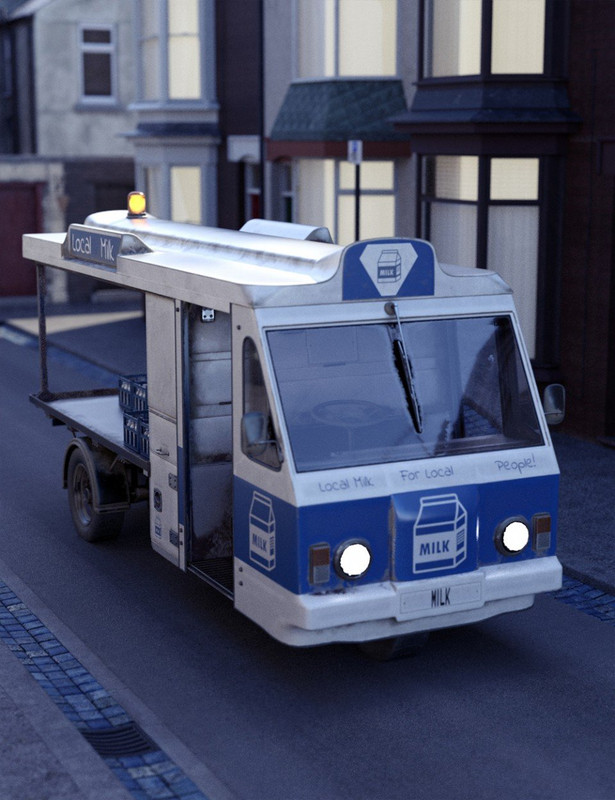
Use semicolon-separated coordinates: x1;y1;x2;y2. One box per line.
36;263;50;400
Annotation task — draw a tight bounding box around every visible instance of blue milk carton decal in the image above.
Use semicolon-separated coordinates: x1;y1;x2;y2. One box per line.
413;494;467;574
249;491;276;571
377;249;402;283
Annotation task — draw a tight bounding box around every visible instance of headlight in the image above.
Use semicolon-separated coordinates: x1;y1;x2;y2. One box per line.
495;518;530;555
335;540;372;579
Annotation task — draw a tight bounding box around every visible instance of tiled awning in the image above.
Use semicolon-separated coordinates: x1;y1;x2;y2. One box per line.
268;78;411;160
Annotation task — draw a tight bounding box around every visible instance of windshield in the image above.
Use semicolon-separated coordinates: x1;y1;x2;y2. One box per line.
267;316;543;472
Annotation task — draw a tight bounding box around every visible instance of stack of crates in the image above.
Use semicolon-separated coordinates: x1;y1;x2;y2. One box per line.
119;374;149;458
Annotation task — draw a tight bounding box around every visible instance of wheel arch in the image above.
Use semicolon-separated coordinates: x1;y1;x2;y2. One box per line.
63;438;131;512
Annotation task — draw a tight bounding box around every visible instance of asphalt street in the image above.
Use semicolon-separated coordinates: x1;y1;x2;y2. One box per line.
0;297;613;800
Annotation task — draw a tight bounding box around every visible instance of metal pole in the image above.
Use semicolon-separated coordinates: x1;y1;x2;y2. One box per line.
259;0;266;218
355;163;361;242
36;263;50;400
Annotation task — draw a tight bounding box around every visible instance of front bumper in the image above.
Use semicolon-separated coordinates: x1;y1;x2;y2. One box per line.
234;556;562;646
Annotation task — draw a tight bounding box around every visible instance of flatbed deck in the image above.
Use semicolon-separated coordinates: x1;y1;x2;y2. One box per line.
30;392;150;473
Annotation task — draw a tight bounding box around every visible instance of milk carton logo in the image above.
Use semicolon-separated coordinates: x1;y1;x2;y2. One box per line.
249;491;276;571
360;243;418;296
413;493;467;574
377;249;402;283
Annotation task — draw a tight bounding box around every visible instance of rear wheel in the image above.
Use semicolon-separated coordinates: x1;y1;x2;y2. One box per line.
359;632;430;661
67;448;124;542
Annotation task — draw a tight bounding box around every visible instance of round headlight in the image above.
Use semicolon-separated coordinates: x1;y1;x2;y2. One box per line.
335;541;371;579
496;518;530;555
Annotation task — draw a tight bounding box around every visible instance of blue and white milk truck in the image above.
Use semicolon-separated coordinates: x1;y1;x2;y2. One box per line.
23;193;564;657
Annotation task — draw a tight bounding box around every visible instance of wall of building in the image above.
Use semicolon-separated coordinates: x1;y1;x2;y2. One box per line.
263;0;294;139
216;0;262;230
562;0;615;438
34;0;135;158
395;0;420;236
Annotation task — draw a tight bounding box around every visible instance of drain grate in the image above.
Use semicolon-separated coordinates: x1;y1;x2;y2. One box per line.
81;722;157;757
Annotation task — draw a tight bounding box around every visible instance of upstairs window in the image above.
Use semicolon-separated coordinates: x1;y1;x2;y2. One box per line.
80;26;116;103
168;0;201;99
422;0;545;78
137;0;211;103
297;0;397;78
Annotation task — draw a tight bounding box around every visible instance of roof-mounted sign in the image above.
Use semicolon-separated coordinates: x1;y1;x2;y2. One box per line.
62;224;151;269
342;238;435;300
64;224;122;268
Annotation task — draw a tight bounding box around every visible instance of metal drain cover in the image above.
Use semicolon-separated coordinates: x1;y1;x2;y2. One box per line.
81;722;157;757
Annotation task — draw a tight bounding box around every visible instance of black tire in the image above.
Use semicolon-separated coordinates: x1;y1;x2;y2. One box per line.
66;448;124;542
358;632;430;661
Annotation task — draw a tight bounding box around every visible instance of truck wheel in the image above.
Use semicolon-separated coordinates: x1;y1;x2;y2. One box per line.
359;632;430;661
67;448;124;542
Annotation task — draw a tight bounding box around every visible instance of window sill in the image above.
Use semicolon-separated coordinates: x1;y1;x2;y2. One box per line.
74;101;125;113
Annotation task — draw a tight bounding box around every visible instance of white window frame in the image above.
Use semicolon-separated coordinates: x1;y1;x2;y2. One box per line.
137;149;218;227
78;24;117;105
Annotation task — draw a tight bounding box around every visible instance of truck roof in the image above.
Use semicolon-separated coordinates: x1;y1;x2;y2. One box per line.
23;211;511;311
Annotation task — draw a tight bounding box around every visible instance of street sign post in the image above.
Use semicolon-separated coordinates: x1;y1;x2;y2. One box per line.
348;140;363;241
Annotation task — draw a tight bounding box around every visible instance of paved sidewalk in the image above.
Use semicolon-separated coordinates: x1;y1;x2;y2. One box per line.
0;611;132;800
553;432;615;593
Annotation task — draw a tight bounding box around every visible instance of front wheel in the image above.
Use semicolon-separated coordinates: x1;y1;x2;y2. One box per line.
66;448;124;542
358;632;430;661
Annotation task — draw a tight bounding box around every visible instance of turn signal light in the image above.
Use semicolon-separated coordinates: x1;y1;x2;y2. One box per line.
309;543;330;585
532;513;552;552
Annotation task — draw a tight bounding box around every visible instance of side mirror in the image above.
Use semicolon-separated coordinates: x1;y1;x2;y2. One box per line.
543;384;565;426
241;412;268;456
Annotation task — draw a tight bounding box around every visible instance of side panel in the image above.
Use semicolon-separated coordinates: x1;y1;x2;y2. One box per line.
146;293;181;566
149;412;180;565
233;474;558;597
233;477;299;592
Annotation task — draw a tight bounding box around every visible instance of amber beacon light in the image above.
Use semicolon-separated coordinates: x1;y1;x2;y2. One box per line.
127;191;147;218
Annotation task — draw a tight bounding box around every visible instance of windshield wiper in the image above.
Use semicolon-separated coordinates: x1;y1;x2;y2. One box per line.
385;301;423;434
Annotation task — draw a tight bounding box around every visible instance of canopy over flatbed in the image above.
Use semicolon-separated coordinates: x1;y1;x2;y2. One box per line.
23;211;510;311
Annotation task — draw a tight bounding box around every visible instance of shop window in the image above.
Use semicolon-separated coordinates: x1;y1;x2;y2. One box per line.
170;166;202;224
421;155;540;356
297;159;395;245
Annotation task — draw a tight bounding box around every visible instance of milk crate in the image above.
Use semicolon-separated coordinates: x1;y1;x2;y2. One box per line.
123;411;149;458
139;416;150;459
123;412;140;453
119;374;148;413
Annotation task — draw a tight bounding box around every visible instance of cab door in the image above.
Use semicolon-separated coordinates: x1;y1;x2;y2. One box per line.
231;305;298;599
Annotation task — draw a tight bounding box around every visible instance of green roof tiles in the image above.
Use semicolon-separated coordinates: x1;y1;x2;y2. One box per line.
270;78;408;142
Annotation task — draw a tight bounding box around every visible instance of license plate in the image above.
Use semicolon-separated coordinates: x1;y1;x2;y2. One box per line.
398;580;483;619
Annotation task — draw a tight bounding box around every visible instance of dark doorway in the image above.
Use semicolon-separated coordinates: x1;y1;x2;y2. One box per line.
0;182;41;296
